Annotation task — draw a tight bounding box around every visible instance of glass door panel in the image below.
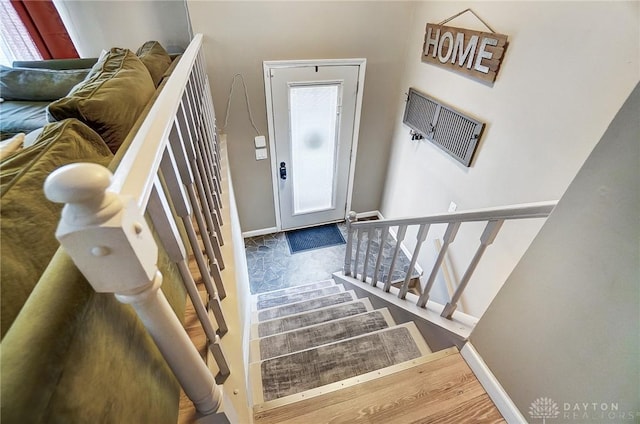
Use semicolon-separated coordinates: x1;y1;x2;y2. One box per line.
289;83;340;215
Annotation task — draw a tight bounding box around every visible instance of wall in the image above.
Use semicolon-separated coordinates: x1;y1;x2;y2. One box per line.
380;1;639;317
188;1;414;232
54;0;191;57
472;83;639;421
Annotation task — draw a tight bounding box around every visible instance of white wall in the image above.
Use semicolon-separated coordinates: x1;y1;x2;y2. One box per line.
472;83;639;420
380;1;639;317
188;1;414;233
54;0;191;57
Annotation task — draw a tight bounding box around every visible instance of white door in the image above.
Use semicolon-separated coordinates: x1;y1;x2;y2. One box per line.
265;60;365;230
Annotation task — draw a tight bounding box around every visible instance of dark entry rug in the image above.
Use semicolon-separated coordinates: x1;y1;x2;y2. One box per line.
285;223;345;254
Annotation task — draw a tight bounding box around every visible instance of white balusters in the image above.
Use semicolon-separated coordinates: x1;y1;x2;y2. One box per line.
417;222;460;307
44;163;222;415
147;181;230;374
361;227;374;283
353;228;363;278
383;225;407;292
176;105;227;299
345;202;555;320
159;145;228;335
371;226;389;287
181;86;224;255
398;223;429;299
441;220;504;319
169;118;226;300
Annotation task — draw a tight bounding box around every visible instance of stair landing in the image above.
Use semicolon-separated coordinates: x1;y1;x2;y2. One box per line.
253;347;506;424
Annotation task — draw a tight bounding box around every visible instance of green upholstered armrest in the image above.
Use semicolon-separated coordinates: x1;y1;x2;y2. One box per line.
12;58;98;70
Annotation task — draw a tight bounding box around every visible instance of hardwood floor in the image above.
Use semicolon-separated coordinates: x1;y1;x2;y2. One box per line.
253;348;506;424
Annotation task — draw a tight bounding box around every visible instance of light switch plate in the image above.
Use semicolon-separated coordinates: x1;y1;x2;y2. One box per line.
254;135;266;148
255;148;268;160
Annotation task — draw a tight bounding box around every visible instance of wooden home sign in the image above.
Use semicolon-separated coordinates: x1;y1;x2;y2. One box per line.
422;23;508;83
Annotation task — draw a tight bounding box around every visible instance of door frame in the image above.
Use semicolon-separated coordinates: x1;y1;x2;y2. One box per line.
263;58;366;231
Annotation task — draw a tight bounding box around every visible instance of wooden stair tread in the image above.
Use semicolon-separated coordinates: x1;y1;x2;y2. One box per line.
253;349;506;424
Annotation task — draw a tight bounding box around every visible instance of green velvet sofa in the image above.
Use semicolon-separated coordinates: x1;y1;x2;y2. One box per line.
0;42;188;423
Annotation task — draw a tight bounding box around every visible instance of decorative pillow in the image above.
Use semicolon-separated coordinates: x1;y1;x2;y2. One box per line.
0;133;25;160
136;41;172;87
0;65;90;101
0;118;113;337
47;48;155;154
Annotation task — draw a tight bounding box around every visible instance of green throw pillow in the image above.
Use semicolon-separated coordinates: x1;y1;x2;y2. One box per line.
0;65;90;101
47;48;155;153
136;41;172;87
0;118;113;338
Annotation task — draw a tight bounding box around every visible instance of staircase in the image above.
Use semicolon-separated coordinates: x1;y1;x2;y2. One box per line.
249;279;506;424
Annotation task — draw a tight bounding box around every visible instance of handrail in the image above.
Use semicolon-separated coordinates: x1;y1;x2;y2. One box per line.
110;34;202;210
43;34;229;416
344;200;557;320
349;201;557;229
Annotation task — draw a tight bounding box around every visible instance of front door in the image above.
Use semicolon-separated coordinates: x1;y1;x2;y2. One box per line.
265;60;365;230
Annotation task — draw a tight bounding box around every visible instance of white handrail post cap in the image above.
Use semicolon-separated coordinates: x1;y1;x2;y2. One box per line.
44;163;158;294
45;162;112;204
45;163;123;227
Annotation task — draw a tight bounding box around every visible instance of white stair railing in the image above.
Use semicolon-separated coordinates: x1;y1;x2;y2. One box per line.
43;34;229;415
344;201;557;319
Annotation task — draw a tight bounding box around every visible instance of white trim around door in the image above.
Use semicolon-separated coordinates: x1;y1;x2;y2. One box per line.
263;58;366;231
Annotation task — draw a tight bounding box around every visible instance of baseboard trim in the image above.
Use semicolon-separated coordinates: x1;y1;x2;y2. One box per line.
460;342;527;424
243;227;278;238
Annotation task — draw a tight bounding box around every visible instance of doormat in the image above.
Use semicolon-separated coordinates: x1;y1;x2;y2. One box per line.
285;223;345;254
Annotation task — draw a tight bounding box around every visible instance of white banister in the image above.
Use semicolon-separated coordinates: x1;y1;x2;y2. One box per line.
351;201;556;229
346;201;557;320
108;35;203;210
44;163;222;415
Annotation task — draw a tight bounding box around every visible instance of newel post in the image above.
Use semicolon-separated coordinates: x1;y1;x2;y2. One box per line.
344;211;357;276
44;163;222;415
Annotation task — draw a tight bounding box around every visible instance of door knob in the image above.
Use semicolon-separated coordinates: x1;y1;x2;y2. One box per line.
279;162;287;180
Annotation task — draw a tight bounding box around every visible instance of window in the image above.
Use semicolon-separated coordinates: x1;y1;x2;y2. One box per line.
0;2;42;66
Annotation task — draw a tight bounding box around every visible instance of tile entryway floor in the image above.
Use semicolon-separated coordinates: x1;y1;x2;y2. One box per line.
245;223;348;294
245;222;417;294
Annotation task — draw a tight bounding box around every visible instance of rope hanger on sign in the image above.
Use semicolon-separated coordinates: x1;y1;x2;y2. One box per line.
437;8;496;34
